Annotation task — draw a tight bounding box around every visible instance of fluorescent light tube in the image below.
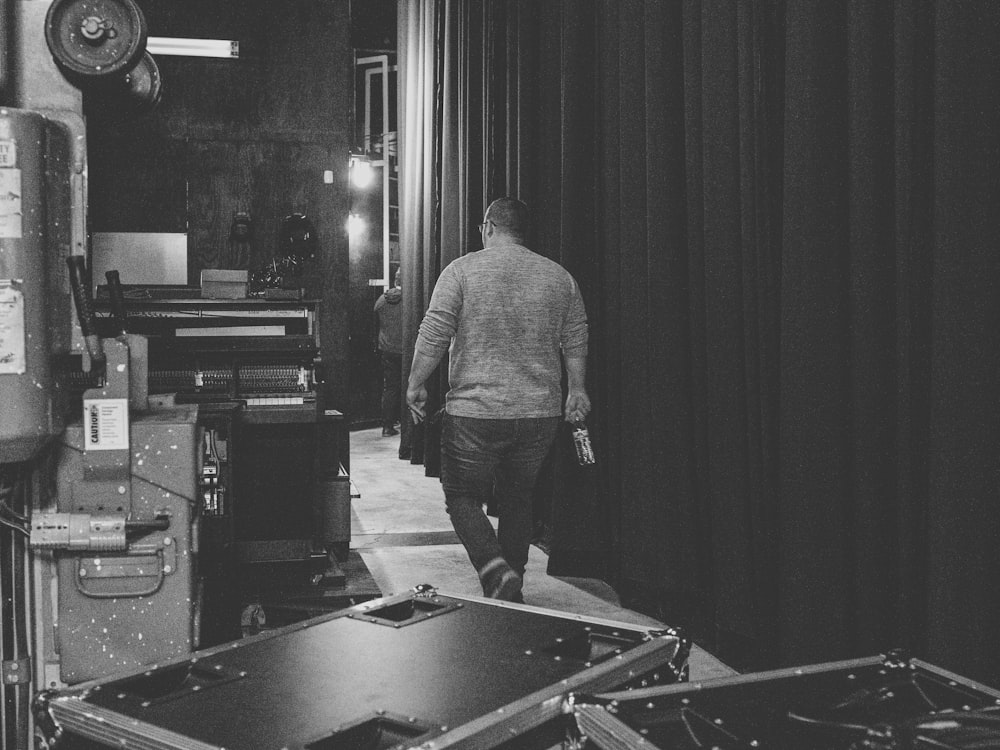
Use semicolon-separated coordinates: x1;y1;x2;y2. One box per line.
147;37;239;59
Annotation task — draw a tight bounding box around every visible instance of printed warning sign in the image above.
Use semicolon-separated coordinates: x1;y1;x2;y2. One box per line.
0;139;15;167
0;167;23;239
83;398;130;451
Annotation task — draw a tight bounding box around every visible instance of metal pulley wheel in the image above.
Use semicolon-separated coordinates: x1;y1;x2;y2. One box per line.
122;51;162;111
45;0;148;78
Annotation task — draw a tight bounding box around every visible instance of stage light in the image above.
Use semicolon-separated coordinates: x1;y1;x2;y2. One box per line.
350;155;375;189
347;214;367;238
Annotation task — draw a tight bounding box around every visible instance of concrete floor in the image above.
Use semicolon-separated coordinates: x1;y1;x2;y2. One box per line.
349;426;735;681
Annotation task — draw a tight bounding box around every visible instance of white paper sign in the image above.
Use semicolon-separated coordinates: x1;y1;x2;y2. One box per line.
0;168;23;239
83;398;130;451
0;139;15;167
0;284;26;374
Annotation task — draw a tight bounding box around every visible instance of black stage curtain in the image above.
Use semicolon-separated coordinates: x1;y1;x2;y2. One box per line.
398;0;491;465
399;0;1000;684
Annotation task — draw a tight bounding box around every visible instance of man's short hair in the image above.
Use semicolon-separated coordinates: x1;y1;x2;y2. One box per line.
485;197;530;240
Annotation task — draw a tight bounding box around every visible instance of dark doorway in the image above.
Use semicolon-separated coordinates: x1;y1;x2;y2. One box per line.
348;2;398;428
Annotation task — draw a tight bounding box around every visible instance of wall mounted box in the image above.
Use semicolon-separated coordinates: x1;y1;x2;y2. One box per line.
200;269;248;299
39;588;689;750
46;406;200;685
573;653;1000;750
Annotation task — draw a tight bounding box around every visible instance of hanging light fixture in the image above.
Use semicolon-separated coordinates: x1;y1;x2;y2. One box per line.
347;213;367;238
350;154;375;189
146;37;239;58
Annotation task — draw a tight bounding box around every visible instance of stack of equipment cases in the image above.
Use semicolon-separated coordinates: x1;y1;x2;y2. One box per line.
571;651;1000;749
36;585;690;749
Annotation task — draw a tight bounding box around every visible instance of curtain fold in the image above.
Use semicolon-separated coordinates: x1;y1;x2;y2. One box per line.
398;0;472;466
397;0;437;461
891;0;935;662
922;1;1000;680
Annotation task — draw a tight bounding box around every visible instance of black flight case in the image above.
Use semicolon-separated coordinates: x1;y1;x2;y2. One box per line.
37;585;689;750
571;651;1000;749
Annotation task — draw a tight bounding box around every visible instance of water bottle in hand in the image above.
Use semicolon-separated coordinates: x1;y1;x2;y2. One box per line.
572;421;596;466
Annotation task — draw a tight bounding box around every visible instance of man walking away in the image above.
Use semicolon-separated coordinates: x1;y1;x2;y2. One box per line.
406;198;591;601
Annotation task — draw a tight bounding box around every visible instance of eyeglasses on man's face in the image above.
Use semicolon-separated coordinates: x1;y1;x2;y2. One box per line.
478;219;494;232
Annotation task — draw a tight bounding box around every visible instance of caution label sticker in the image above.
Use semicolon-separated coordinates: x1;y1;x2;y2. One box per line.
84;398;130;451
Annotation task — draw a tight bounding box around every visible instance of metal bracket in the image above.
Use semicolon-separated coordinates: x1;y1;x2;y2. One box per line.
80;338;133;509
412;582;438;597
883;648;912;670
3;657;32;685
647;625;692;683
348;595;461;628
305;710;441;750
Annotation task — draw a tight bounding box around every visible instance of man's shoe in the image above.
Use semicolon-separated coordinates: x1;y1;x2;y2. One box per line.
381;427;398;437
479;558;523;602
492;570;523;602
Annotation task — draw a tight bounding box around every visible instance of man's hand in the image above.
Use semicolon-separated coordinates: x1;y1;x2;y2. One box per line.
406;349;444;424
407;383;429;423
564;390;591;424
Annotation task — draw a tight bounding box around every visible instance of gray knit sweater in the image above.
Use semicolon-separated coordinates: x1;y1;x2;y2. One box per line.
415;244;589;418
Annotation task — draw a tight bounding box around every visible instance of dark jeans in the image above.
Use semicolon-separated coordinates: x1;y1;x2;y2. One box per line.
441;413;560;579
380;351;402;429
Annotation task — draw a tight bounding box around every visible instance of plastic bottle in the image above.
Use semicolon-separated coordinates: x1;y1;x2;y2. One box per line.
572;421;596;465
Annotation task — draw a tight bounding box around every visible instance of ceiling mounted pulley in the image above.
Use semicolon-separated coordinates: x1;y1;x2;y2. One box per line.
45;0;148;78
121;51;162;112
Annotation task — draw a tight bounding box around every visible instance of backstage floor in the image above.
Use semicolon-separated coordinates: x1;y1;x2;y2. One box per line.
348;426;736;682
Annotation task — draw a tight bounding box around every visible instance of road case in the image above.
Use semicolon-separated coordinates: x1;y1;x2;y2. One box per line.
572;651;1000;749
37;585;689;749
39;405;200;685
